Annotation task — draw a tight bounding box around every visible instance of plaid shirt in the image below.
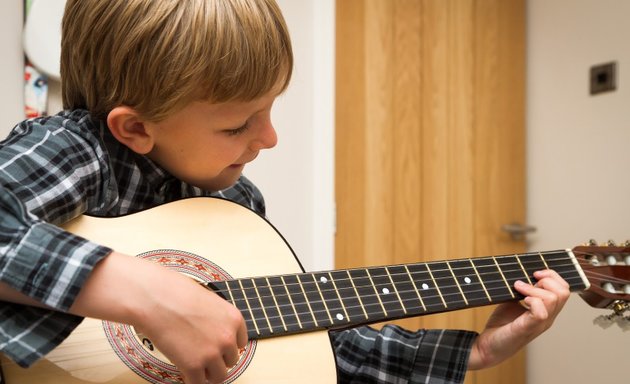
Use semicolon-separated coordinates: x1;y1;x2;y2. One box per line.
0;109;476;383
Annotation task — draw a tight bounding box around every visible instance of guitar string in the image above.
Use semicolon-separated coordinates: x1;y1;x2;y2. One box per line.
236;269;627;334
210;251;570;293
6;258;622;351
207;253;627;306
214;277;600;330
209;268;628;317
204;253;629;329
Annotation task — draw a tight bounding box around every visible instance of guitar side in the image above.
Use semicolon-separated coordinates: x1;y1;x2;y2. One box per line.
1;197;337;383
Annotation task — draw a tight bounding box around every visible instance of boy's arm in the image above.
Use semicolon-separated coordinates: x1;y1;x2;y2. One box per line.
0;249;248;384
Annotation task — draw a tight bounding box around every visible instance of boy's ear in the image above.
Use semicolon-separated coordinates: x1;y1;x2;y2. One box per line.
106;106;155;154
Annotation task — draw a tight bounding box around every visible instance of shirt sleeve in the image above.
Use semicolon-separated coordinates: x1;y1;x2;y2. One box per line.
331;325;477;384
0;114;113;367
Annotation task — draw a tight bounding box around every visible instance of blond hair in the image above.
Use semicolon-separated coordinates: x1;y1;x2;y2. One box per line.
61;0;293;121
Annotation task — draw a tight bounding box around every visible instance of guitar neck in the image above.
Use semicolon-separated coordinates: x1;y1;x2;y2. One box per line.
209;250;589;339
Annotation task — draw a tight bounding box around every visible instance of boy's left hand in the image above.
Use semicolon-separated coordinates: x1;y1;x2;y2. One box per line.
467;269;571;370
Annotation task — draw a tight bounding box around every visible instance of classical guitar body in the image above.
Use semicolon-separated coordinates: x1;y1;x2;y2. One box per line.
1;198;337;383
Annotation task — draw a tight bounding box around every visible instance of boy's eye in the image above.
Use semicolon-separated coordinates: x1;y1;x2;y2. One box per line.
226;123;249;136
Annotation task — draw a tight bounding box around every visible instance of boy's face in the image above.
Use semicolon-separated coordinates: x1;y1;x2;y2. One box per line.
145;90;279;192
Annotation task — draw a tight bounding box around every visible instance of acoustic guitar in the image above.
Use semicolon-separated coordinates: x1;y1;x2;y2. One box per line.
1;197;628;383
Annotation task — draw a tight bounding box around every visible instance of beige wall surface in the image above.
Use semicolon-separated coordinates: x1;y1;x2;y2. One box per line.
527;0;630;383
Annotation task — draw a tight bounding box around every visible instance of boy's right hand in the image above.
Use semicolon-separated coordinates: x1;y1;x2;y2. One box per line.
71;251;248;384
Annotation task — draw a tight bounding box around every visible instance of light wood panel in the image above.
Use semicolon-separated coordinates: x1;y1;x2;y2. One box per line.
336;1;526;383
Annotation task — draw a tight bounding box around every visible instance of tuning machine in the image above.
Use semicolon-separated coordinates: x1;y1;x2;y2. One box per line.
594;300;630;331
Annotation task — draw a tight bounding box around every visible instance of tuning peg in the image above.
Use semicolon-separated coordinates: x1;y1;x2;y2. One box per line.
611;300;629;316
607;240;617;246
623;240;630;247
587;239;598;246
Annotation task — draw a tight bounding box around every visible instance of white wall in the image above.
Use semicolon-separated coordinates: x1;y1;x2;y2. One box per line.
0;1;24;133
527;1;630;383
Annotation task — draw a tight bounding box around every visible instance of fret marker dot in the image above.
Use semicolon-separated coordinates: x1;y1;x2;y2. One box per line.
320;276;328;284
464;277;472;284
336;313;344;321
422;283;429;290
382;288;390;295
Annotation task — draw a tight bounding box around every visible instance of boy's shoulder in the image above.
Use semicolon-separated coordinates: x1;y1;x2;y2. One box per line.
3;109;104;149
6;109;97;138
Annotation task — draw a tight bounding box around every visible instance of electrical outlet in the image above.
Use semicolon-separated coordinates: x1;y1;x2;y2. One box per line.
590;62;617;95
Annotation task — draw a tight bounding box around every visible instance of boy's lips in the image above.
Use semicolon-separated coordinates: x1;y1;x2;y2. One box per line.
231;153;259;167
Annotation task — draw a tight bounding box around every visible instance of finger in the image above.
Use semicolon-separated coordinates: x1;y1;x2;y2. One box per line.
532;274;571;305
180;368;205;384
206;361;229;384
514;280;560;308
533;269;570;288
223;346;240;368
236;319;248;349
522;296;550;321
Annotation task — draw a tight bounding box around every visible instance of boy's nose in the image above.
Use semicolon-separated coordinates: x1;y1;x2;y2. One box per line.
251;122;278;151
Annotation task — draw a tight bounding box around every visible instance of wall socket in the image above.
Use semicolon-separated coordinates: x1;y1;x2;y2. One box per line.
590;62;617;95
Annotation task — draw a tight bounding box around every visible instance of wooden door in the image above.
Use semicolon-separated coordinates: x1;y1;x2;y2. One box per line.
335;1;526;383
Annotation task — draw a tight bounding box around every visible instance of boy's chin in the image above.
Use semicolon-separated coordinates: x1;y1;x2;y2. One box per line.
196;173;242;192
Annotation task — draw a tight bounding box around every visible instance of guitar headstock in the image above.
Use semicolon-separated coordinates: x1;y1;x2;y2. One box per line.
572;240;630;325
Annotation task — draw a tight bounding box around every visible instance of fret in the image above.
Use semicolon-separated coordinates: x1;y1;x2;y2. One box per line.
310;274;334;324
329;270;368;321
237;279;260;337
366;269;388;317
347;268;384;320
250;278;274;334
297;274;333;327
281;274;317;329
366;267;406;319
519;253;548;282
252;277;283;335
470;257;514;301
514;255;533;285
328;272;351;323
238;278;266;336
495;255;528;288
448;259;489;307
312;272;349;326
406;263;445;311
538;252;551;270
387;265;424;314
265;277;288;332
385;267;406;314
427;262;466;309
446;262;468;306
279;275;303;330
469;259;491;302
403;265;427;312
540;250;588;291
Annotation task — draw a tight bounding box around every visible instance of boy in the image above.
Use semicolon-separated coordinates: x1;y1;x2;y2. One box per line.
0;0;569;383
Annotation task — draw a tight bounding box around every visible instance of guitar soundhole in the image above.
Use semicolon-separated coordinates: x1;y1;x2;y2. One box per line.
102;249;256;384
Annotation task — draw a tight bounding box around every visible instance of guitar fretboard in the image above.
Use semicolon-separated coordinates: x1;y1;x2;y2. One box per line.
208;250;588;339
